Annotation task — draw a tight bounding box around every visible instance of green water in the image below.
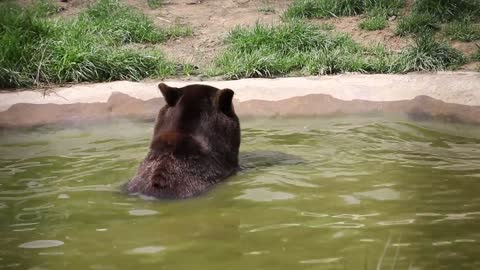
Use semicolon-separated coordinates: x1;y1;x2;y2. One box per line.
1;117;479;270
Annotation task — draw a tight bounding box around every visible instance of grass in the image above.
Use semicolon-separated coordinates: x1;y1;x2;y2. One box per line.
397;33;466;72
444;20;480;42
213;21;400;78
147;0;162;9
359;15;387;31
258;6;275;14
318;23;335;31
83;0;180;43
283;0;363;19
363;0;404;11
284;0;480;37
414;0;480;22
395;13;439;36
212;21;466;79
475;47;480;61
258;0;275;14
283;0;404;19
164;23;194;39
0;0;192;89
396;0;480;36
1;0;475;88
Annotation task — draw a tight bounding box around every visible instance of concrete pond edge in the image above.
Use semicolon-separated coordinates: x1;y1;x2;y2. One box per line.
1;73;479;128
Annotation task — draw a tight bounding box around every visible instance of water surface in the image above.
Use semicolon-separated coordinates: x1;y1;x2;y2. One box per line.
1;117;479;270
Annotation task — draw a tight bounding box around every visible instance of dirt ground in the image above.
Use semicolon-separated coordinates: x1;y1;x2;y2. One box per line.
144;0;292;68
21;0;480;70
50;0;292;68
313;16;410;51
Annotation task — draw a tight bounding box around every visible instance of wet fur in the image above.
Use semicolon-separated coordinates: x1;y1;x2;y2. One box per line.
126;83;241;199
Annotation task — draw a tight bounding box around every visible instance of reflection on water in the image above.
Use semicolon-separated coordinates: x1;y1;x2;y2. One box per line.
0;117;479;270
19;240;64;249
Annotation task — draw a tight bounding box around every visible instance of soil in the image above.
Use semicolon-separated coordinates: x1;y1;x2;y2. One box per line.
19;0;480;70
312;16;410;51
134;0;292;68
451;41;479;57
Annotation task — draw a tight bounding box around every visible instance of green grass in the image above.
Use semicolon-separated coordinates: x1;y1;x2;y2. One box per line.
414;0;480;22
147;0;162;9
164;23;194;39
212;22;466;79
0;0;192;89
359;15;387;31
283;0;404;19
395;13;440;36
258;5;275;14
444;20;480;42
284;0;480;39
397;33;466;72
82;0;175;43
396;0;480;36
213;21;401;78
1;0;473;88
363;0;404;11
258;0;275;14
318;23;335;31
283;0;363;19
475;48;480;61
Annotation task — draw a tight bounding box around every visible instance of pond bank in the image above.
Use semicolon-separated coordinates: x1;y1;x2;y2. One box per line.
1;72;479;128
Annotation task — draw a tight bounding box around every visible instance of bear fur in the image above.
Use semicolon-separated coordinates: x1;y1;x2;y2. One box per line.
126;83;241;199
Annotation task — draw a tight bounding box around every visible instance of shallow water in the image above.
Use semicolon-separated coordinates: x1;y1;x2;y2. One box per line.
1;117;479;270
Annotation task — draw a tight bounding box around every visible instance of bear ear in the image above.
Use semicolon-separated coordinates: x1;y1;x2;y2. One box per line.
158;83;182;106
217;88;235;116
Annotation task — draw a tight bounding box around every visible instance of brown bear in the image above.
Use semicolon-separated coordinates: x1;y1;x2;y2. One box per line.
126;83;241;199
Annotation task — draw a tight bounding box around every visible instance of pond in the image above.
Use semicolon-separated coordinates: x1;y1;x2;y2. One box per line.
1;117;479;270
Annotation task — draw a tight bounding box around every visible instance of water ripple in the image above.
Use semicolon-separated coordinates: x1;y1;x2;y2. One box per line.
19;240;64;249
0;118;479;269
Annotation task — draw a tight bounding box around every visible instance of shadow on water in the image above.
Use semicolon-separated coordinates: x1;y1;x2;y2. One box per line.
239;151;306;171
